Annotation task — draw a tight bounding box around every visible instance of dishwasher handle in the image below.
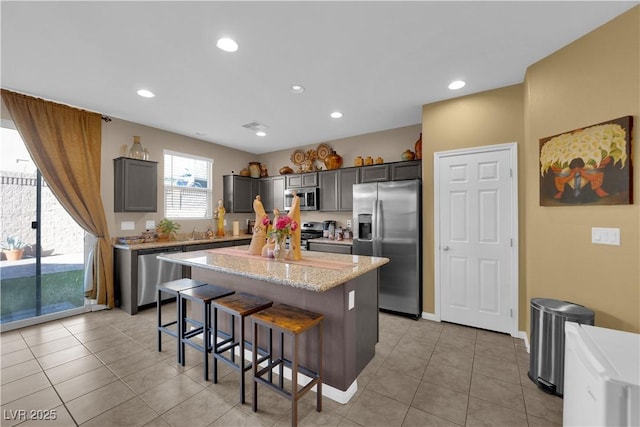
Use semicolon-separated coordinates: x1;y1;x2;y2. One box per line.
138;246;183;255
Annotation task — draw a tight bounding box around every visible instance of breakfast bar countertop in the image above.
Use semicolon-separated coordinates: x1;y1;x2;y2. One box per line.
157;246;389;293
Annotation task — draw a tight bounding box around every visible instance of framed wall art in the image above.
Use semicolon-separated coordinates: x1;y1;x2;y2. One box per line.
539;116;633;206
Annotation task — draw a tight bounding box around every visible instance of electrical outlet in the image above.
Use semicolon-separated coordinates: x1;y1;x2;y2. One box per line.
146;220;155;229
121;221;135;231
592;227;620;246
346;220;352;228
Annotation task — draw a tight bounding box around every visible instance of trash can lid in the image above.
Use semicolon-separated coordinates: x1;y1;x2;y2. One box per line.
531;298;595;320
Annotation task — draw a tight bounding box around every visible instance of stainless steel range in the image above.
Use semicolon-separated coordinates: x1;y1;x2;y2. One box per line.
299;221;323;250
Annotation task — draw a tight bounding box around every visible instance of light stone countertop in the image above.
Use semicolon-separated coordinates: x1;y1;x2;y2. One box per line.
157;246;389;292
113;234;253;251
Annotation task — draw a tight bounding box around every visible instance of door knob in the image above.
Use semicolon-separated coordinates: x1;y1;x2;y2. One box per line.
442;245;450;251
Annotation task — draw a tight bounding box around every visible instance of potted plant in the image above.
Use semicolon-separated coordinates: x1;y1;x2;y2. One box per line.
1;237;30;261
157;218;180;241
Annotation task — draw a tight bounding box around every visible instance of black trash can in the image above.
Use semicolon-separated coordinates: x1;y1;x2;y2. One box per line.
528;298;594;396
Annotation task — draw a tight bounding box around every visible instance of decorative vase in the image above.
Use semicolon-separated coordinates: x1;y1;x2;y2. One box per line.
260;164;269;177
415;133;422;160
323;150;343;170
239;168;250;176
249;162;261;178
273;236;288;261
401;149;416;161
354;156;363;166
129;136;145;159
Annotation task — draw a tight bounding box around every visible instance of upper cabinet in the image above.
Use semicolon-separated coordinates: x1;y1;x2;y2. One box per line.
259;176;285;212
114;157;157;212
223;175;259;213
285;172;318;188
319;168;359;212
359;164;390;183
391;160;421;181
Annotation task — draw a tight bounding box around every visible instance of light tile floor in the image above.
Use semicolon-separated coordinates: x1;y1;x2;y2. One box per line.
1;306;563;426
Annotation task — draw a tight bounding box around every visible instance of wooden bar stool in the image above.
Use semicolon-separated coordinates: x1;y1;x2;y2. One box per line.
179;284;234;380
251;303;323;426
211;292;273;404
156;278;207;364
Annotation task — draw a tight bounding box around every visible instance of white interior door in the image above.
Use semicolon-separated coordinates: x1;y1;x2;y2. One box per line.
435;143;517;335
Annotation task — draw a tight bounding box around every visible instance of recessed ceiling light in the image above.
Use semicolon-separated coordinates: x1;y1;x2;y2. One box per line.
448;80;466;90
330;111;343;119
216;37;238;52
256;131;266;137
137;89;155;98
290;84;305;94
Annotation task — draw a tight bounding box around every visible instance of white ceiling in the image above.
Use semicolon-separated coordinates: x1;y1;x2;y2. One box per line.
1;1;637;154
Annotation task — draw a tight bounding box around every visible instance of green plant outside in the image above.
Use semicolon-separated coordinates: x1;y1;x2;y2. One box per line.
1;270;84;317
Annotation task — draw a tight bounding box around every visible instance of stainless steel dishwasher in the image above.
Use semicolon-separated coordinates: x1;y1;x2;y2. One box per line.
137;246;183;306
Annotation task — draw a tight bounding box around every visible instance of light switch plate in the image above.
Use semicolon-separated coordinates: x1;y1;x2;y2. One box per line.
592;227;620;246
348;290;355;310
146;220;156;229
121;221;135;231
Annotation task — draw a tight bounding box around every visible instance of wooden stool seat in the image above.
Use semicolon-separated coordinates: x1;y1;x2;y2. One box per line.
179;284;234;380
211;292;273;403
157;278;206;364
251;303;323;426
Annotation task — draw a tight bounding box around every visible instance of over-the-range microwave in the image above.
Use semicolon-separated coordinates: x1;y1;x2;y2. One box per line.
284;187;319;211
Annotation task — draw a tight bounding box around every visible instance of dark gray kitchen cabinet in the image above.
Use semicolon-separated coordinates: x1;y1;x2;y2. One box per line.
391;160;421;181
114;157;158;212
285;172;317;188
359;164;390;183
223;175;258;213
258;176;285;212
308;241;353;254
319;168;358;212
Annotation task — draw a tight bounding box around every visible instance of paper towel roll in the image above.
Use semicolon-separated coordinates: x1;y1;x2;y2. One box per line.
232;220;240;236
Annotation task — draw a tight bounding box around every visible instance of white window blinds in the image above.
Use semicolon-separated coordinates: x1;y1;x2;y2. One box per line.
163;150;213;219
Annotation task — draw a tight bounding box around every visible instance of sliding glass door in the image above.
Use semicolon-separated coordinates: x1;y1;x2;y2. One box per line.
0;124;87;330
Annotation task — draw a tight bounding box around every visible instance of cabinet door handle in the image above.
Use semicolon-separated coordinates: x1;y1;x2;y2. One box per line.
442;245;450;251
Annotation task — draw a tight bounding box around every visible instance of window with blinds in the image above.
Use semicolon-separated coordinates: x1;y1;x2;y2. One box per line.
163;150;213;219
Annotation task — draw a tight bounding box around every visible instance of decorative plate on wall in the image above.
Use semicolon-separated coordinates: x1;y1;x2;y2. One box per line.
316;143;332;160
290;149;305;165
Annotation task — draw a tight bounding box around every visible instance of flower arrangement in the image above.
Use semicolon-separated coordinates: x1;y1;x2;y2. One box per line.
269;216;298;242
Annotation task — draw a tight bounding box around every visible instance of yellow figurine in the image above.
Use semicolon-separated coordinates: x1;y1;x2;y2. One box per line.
216;199;226;237
248;195;268;255
287;193;302;261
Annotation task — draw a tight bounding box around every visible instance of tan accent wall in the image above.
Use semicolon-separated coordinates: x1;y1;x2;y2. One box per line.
422;6;639;335
421;85;526;326
524;6;639;333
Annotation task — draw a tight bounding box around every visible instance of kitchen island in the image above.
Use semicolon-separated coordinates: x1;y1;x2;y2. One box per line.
157;247;389;403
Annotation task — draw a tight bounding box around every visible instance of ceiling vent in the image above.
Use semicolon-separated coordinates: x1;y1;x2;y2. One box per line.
241;121;270;132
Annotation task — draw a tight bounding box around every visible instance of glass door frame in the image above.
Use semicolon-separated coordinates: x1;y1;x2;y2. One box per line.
0;123;90;332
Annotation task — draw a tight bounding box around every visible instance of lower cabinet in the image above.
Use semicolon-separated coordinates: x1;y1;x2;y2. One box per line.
115;239;253;314
308;242;353;254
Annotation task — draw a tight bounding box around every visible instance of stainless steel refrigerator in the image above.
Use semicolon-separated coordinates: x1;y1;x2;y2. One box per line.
352;180;422;318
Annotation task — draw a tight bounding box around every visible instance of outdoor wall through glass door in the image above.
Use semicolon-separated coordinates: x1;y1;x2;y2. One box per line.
0;125;87;328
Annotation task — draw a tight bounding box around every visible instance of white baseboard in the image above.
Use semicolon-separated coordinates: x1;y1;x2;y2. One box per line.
518;330;530;352
421;312;439;322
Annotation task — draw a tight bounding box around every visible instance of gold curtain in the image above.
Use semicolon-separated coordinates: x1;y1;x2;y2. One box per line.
1;89;114;308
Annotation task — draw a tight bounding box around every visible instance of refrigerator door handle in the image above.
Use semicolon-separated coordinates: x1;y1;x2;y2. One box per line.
374;200;383;256
372;199;378;255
